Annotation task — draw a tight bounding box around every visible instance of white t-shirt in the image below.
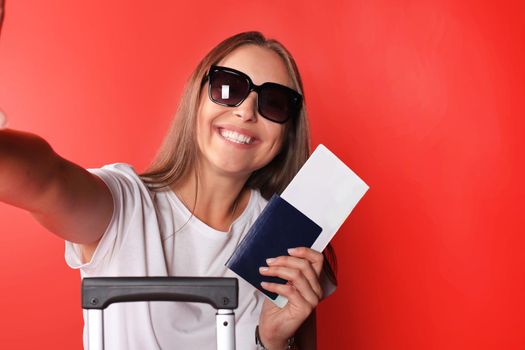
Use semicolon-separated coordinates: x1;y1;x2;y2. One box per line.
65;163;335;349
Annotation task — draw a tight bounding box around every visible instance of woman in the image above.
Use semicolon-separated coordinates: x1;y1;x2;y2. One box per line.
0;31;336;349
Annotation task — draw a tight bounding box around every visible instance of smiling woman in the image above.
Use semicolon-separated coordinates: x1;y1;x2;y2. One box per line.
0;31;336;350
194;46;287;180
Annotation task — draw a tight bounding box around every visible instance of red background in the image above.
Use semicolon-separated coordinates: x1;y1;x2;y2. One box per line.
1;0;524;349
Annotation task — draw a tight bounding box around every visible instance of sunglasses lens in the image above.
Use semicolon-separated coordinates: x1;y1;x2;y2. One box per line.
210;70;250;106
259;84;301;123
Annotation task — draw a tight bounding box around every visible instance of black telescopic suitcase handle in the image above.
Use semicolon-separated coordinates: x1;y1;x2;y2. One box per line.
82;277;238;310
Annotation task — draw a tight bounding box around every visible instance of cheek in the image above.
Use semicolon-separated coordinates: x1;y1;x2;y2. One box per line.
267;124;286;154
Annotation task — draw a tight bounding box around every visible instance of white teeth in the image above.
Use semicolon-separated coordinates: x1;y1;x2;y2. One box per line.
219;129;253;144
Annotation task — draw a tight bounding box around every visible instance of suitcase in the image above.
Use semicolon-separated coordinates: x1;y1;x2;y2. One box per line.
81;277;238;350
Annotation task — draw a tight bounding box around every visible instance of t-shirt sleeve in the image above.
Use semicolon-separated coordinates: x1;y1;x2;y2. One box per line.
64;163;150;274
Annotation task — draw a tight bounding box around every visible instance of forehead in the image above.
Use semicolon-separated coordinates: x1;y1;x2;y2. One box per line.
216;45;294;88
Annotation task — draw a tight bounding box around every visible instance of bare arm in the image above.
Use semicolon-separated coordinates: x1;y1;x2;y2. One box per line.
0;128;112;260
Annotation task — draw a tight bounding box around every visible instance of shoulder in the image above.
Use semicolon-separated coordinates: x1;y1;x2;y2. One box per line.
88;163;149;193
87;163;156;210
88;163;140;182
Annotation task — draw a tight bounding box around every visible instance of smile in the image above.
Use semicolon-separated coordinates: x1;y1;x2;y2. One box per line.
218;128;255;145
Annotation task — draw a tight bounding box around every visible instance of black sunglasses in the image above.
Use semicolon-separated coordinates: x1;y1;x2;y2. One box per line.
203;65;303;124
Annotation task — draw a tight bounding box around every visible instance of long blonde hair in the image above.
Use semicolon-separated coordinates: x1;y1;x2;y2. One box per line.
140;31;337;285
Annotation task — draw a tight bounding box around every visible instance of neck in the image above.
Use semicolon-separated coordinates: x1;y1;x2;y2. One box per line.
172;167;251;232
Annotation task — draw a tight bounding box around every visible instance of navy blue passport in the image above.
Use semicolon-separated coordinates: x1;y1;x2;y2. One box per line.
226;194;322;304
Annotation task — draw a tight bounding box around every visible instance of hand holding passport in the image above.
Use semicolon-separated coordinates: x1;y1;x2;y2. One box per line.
226;144;369;307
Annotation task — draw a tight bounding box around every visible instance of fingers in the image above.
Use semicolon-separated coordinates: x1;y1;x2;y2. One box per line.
263;255;323;300
260;281;313;317
259;247;325;307
287;247;324;276
260;265;321;306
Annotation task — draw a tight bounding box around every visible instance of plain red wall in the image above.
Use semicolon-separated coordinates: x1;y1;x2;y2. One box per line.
1;0;524;349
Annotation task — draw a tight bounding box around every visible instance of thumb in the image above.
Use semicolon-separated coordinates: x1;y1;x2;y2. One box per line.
0;108;7;128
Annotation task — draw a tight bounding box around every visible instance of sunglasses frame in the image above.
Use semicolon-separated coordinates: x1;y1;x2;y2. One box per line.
203;65;303;124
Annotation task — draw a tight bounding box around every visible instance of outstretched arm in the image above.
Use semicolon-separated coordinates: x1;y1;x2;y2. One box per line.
0;127;112;260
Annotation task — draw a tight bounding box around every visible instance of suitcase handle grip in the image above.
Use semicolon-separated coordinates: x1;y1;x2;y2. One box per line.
82;277;238;310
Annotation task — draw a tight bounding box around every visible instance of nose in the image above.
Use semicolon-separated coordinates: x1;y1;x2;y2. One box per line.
233;91;257;122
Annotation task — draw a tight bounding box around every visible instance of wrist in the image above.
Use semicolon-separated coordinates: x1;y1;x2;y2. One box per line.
255;325;297;350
